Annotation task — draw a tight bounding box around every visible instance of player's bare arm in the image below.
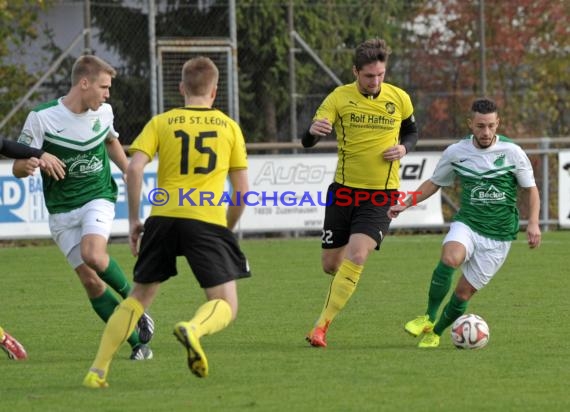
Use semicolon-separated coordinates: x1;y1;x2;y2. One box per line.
525;186;541;249
106;138;129;182
126;151;151;256
388;179;440;219
227;168;249;231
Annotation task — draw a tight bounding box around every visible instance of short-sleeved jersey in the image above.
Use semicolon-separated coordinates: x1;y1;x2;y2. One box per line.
17;98;119;214
130;106;248;227
314;81;414;190
430;135;536;241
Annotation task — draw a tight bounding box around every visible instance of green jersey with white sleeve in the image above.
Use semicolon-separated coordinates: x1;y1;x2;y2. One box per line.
18;98;119;214
430;135;536;241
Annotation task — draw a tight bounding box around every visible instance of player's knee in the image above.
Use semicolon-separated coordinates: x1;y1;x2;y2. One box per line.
81;252;107;272
322;263;339;275
347;251;368;266
455;289;475;301
321;255;341;274
440;254;462;269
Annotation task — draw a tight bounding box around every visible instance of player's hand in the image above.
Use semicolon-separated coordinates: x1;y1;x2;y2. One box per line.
526;222;541;249
129;220;145;256
383;144;406;161
387;204;407;219
22;157;41;176
39;152;66;180
309;119;333;137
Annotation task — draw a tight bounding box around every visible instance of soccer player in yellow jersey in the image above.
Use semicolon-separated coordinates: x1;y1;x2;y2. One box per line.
83;56;250;388
303;39;419;347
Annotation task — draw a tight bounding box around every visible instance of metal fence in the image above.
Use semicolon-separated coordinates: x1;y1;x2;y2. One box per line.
2;0;567;145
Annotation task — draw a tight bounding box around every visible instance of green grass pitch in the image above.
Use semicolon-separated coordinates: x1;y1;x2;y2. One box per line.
1;231;569;411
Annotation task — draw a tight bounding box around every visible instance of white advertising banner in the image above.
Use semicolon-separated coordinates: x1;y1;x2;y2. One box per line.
236;152;444;232
558;151;570;228
0;153;443;239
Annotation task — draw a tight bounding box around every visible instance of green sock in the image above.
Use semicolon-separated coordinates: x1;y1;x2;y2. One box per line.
90;288;140;348
97;256;132;299
426;261;455;321
433;293;468;335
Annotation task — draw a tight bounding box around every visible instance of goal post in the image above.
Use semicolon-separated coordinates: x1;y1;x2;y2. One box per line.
156;38;237;119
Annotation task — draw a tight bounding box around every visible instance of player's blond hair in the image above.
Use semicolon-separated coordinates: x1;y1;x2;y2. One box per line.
181;56;219;97
71;55;116;86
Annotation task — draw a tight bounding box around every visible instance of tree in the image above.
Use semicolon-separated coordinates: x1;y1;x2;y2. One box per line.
236;0;413;142
90;1;151;144
404;0;569;139
0;0;53;137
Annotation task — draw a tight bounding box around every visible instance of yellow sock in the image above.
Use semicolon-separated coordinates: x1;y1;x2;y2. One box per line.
316;259;363;328
0;326;4;340
188;299;232;339
91;297;144;373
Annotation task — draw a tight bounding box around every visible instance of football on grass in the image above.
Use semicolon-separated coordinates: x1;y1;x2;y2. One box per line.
450;314;490;349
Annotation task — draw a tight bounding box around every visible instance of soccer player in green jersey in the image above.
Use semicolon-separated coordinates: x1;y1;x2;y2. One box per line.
12;55;154;360
302;38;419;347
388;98;541;348
83;56;250;388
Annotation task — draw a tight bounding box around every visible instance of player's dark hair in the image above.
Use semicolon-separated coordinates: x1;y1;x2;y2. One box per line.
353;38;391;70
471;98;498;115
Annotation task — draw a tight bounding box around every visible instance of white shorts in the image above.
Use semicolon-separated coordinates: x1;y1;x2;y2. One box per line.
49;199;115;269
443;221;511;290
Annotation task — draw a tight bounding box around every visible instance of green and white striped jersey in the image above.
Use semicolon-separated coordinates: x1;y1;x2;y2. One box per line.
430;135;536;241
18;98;119;214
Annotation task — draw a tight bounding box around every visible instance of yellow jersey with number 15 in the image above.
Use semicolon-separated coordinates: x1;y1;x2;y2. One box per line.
129;106;248;227
314;81;414;190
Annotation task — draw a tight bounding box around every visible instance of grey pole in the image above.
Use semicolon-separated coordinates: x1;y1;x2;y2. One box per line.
288;0;298;143
83;0;92;54
479;0;487;96
229;0;239;121
148;0;158;117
